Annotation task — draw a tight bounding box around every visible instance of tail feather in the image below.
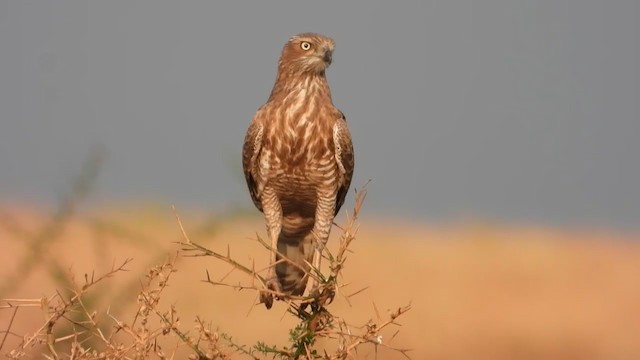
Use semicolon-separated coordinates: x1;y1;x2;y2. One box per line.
276;215;315;295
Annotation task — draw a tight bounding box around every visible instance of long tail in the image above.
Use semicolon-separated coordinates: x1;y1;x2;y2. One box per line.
275;215;315;295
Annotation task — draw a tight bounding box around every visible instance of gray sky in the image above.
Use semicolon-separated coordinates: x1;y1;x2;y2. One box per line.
1;1;638;228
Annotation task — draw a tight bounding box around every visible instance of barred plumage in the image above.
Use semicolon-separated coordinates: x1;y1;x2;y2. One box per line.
242;33;354;308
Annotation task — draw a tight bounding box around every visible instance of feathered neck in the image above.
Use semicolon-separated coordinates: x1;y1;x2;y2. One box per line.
268;68;332;102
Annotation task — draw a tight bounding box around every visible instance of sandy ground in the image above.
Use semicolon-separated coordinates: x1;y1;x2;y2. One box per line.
1;204;639;359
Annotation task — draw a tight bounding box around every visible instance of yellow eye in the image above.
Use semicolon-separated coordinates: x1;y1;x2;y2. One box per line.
300;41;311;51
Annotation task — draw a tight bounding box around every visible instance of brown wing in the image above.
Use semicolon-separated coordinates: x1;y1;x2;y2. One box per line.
333;111;354;216
242;119;264;212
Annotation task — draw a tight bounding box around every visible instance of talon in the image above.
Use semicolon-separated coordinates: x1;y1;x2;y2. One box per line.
260;274;282;309
260;291;274;309
325;288;336;305
310;283;335;309
310;286;321;299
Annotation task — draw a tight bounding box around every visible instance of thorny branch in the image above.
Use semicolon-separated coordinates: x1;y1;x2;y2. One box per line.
3;183;411;359
177;184;412;359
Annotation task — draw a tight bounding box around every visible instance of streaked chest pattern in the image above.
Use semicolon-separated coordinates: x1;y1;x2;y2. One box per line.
259;81;337;179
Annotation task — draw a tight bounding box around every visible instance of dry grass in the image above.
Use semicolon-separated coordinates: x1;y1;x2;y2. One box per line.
1;154;640;359
0;184;412;359
2;203;640;359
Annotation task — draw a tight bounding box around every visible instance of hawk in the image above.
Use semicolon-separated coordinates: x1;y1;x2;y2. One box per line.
242;33;354;309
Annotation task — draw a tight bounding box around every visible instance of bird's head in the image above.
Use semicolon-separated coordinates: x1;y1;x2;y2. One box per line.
278;33;335;75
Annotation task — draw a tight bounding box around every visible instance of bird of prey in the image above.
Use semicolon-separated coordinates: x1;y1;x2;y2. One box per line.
242;33;354;309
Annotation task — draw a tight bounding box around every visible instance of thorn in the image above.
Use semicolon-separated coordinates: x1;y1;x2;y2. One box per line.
373;301;381;321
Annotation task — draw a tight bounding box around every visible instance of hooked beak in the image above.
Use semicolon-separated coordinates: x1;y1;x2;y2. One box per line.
323;49;333;65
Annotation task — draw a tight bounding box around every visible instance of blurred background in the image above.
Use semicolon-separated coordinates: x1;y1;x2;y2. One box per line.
2;1;639;228
1;1;639;359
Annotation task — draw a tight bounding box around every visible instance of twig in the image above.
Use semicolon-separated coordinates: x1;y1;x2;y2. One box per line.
0;307;19;351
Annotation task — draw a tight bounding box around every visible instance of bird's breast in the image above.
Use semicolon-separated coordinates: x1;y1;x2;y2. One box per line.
264;105;334;165
258;110;337;191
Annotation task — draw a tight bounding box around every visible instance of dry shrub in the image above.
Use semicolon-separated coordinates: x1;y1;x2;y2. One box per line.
1;185;410;359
